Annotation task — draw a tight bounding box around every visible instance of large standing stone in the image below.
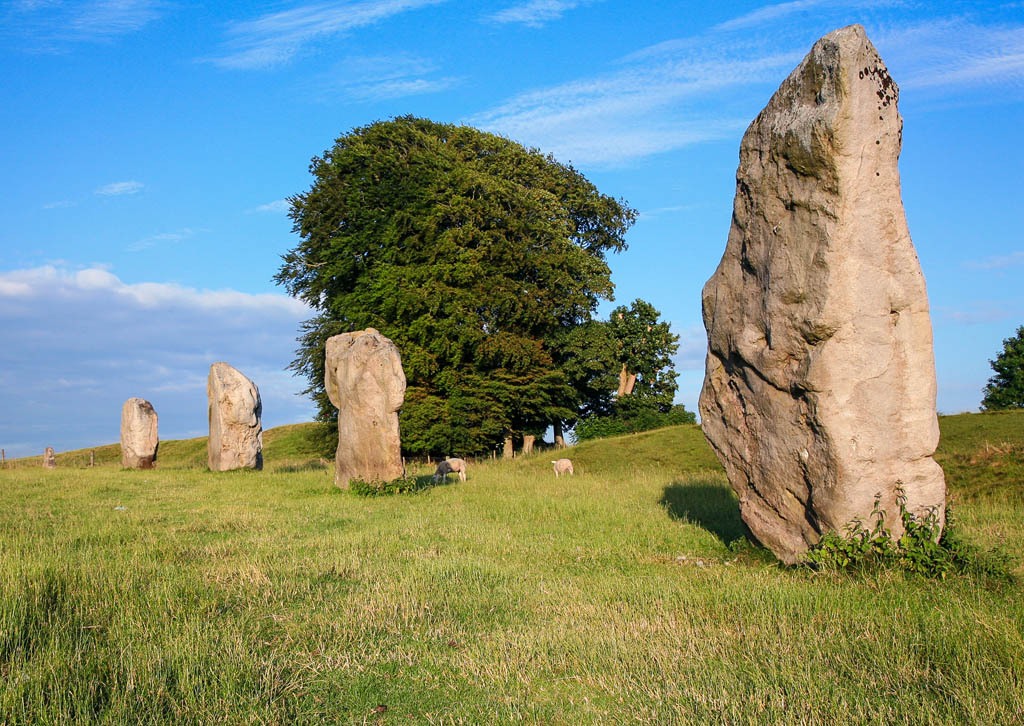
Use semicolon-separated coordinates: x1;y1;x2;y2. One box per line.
42;447;56;469
207;362;263;471
698;25;946;564
325;328;406;488
121;398;158;469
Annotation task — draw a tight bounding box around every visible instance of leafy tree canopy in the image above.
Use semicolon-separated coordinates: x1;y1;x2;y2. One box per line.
981;325;1024;410
609;298;680;409
275;116;635;455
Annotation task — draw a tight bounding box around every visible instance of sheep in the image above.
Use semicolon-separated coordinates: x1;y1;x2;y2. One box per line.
433;457;467;483
551;458;574;477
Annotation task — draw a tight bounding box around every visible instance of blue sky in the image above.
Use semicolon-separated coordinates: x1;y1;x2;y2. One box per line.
1;0;1022;457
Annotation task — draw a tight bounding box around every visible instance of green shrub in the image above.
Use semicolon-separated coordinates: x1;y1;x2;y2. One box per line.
348;476;433;497
805;487;1014;582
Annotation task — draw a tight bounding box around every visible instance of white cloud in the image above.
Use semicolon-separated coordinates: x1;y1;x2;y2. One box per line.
208;0;449;70
95;180;144;196
249;199;290;214
469;50;796;165
671;323;707;371
308;53;459;101
939;301;1020;325
713;0;827;32
0;265;315;457
487;0;596;27
6;0;163;47
964;250;1024;270
41;200;76;209
876;19;1024;91
127;228;196;252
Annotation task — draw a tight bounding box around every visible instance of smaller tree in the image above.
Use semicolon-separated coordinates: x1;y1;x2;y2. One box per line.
609;299;679;409
981;325;1024;410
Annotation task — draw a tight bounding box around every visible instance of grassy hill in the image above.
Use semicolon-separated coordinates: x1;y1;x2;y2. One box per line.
0;412;1021;723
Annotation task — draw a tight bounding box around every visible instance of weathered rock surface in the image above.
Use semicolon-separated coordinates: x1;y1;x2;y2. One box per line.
698;25;946;564
121;398;158;469
43;447;56;469
325;328;406;488
207;362;263;471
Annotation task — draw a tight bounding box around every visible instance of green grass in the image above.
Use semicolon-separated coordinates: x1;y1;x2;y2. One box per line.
1;414;1022;724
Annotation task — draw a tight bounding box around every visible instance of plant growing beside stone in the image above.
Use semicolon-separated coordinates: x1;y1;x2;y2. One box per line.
805;487;1014;582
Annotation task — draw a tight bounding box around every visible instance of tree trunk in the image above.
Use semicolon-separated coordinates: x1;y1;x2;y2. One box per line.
522;434;535;455
553;421;565;449
503;436;514;459
617;363;637;396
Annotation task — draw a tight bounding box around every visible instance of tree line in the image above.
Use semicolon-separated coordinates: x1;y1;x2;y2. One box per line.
275;116;688;456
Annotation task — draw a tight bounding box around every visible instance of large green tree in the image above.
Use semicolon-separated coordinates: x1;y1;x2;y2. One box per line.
275;116;635;456
981;325;1024;410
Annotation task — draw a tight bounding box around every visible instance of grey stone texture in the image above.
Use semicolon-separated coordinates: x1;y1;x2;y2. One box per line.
207;362;263;471
325;328;406;488
698;25;946;564
121;398;158;469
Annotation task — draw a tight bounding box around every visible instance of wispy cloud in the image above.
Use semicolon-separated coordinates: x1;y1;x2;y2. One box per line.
636;204;697;221
965;250;1024;270
6;0;163;48
877;19;1024;91
713;0;827;32
940;301;1020;325
95;180;144;196
41;200;76;209
487;0;597;27
308;53;460;101
248;199;291;214
208;0;448;70
126;228;196;252
469;50;796;165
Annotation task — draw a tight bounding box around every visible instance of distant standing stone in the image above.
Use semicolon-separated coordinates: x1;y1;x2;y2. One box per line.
698;25;946;564
325;328;406;488
207;362;263;471
121;397;158;469
42;447;56;469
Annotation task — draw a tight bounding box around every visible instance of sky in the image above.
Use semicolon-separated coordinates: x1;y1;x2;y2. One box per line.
1;0;1022;458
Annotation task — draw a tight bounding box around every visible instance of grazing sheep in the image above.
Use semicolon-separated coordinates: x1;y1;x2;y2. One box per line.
551;458;574;477
433;457;467;483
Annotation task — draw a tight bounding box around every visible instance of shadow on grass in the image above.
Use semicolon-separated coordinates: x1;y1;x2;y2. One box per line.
660;479;748;546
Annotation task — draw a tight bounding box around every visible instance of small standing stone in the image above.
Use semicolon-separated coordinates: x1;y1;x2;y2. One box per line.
121;398;158;469
207;362;263;471
325;328;406;488
42;447;56;469
522;434;536;456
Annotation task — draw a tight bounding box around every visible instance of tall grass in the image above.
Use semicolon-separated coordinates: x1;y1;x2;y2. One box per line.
0;415;1021;724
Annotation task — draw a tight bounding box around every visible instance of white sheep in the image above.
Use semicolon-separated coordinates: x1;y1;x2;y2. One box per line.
433;457;467;483
551;458;574;477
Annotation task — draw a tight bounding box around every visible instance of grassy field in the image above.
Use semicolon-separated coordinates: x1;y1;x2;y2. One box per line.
1;412;1022;724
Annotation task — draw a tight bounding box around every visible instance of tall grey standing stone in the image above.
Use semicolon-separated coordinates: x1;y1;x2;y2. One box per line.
43;447;56;469
121;398;158;469
207;362;263;471
325;328;406;488
698;25;946;564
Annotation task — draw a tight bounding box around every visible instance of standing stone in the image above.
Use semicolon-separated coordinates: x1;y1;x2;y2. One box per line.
325;328;406;488
522;434;536;456
207;362;263;471
121;398;158;469
698;25;946;564
503;436;514;459
42;447;56;469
